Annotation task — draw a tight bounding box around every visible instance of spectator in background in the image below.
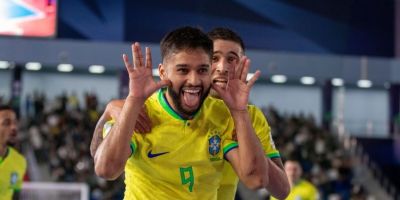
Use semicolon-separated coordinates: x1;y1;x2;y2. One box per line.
271;159;319;200
0;105;27;200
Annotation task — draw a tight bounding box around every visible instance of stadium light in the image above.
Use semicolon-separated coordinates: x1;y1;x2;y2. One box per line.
271;75;287;83
57;64;74;72
89;65;105;74
357;79;372;88
331;78;344;87
0;61;10;69
25;62;42;71
300;76;315;85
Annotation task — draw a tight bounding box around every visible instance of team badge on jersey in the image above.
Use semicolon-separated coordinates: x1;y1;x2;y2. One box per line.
10;172;18;186
208;130;221;161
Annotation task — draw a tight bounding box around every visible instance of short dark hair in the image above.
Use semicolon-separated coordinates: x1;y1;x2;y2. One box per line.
0;105;13;112
207;27;245;52
160;26;213;62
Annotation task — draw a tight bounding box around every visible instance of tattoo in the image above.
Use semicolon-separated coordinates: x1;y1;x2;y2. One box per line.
90;115;107;158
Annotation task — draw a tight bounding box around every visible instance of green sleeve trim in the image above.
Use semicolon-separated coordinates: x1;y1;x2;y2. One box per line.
129;141;136;157
223;142;238;155
267;152;281;158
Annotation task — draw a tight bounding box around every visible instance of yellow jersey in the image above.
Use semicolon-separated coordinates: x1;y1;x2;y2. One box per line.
104;89;238;200
217;105;280;200
271;179;319;200
0;147;27;200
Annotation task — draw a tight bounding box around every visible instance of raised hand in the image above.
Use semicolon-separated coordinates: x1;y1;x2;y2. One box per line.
212;56;260;112
123;42;170;100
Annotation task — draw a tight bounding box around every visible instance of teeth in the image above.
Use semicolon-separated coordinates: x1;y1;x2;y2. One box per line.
213;78;227;82
214;80;227;83
183;89;200;93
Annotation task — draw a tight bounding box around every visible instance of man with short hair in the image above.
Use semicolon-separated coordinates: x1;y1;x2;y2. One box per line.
208;27;290;200
0;105;27;200
91;27;290;200
94;26;268;199
271;159;319;200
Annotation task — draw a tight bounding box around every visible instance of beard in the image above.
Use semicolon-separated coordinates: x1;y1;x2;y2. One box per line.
167;85;210;118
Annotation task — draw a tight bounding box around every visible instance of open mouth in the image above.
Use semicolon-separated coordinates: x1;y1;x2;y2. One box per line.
181;87;202;108
213;78;228;87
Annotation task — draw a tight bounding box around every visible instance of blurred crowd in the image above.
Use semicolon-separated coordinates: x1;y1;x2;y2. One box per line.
265;107;367;200
2;92;368;200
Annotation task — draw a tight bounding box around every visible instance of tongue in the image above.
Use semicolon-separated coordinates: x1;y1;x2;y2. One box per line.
183;92;200;108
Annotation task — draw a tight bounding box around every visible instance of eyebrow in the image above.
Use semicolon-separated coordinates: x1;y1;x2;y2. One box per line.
175;64;210;68
213;50;240;58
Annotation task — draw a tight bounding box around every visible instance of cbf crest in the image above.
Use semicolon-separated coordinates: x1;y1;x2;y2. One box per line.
208;130;222;161
10;172;18;186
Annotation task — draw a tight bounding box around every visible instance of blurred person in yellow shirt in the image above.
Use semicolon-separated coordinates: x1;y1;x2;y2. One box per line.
0;105;27;200
271;159;319;200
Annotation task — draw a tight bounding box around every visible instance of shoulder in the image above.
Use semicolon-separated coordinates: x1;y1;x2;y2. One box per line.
144;90;162;112
300;179;318;191
247;105;265;119
9;147;27;168
203;96;230;114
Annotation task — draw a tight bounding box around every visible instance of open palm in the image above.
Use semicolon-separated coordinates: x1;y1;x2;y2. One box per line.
212;57;260;111
123;42;170;100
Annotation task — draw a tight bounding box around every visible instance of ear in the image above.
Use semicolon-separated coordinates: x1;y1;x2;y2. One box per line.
159;63;167;80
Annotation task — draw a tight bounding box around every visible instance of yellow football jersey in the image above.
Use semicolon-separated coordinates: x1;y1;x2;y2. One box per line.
104;89;238;200
0;147;27;200
218;105;280;200
270;179;319;200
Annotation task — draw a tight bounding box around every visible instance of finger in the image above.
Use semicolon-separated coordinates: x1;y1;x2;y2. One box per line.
132;42;144;68
228;61;236;80
240;59;250;82
235;56;246;79
145;47;152;69
246;70;261;88
123;54;133;73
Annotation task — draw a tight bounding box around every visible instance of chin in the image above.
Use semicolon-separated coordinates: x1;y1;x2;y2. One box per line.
209;90;220;98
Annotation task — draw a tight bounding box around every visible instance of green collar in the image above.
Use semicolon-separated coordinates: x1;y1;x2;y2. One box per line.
0;147;9;164
158;89;201;121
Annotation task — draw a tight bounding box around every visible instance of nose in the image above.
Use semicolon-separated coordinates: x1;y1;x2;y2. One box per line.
215;59;229;75
187;71;201;86
10;121;17;131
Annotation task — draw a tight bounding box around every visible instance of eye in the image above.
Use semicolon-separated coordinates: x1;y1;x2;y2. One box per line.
177;68;188;74
199;68;209;74
227;56;238;64
212;56;219;63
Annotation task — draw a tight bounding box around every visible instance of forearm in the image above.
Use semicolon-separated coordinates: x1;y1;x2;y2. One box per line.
231;109;268;189
265;158;290;199
90;114;107;158
94;96;144;180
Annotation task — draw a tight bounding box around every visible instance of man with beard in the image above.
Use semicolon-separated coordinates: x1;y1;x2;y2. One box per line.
94;26;268;199
0;105;27;200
